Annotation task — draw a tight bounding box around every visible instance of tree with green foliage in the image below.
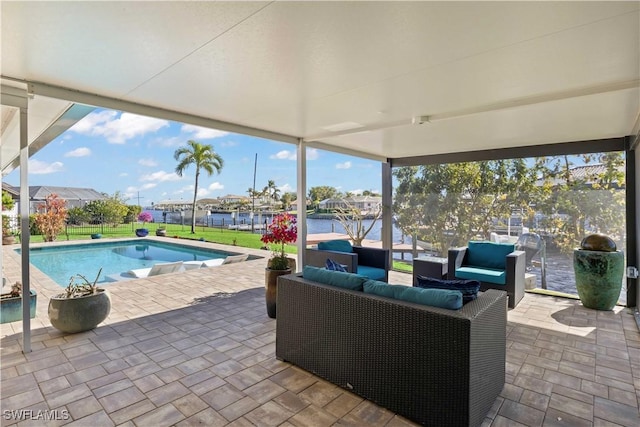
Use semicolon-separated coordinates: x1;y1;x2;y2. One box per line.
308;186;339;209
174;140;224;233
67;207;90;225
280;192;296;211
393;160;543;255
263;180;280;206
125;205;142;223
83;192;129;226
535;153;625;255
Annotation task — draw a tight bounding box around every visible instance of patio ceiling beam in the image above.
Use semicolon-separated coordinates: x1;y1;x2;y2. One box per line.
25;80;300;146
391;137;629;167
304;140;387;162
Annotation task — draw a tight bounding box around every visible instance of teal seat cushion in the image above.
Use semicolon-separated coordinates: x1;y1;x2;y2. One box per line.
356;265;386;281
318;240;353;253
303;265;366;291
466;241;514;270
363;280;407;299
397;287;463;310
456;266;506;285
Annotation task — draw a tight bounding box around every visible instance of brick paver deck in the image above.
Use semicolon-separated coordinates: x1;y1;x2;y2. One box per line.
1;238;639;426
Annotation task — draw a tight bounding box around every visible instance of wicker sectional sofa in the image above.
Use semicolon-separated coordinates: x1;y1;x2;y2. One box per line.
275;272;507;427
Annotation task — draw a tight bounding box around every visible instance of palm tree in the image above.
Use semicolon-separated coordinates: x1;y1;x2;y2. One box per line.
174;140;224;233
264;180;280;206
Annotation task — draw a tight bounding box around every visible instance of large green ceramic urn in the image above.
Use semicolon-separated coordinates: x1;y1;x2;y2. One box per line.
573;234;624;310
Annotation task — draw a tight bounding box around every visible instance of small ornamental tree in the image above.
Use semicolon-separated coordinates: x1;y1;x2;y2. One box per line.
261;213;297;270
137;211;153;227
34;194;68;242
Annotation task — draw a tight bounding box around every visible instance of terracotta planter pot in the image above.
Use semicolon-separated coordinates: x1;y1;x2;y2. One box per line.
265;258;295;319
48;289;111;333
265;268;292;319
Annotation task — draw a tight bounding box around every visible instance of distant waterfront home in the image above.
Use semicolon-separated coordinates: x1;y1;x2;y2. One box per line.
319;196;382;214
2;184;107;213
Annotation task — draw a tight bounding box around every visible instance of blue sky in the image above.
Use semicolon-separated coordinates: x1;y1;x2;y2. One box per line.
4;109;381;206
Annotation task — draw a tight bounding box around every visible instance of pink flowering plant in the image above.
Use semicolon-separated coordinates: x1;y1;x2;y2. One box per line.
261;213;297;270
138;211;153;227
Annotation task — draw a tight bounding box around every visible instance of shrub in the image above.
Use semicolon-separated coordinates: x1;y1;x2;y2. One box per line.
33;194;67;242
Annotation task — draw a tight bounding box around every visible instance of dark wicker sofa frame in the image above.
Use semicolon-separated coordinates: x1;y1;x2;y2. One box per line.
276;273;507;427
448;246;526;308
305;246;390;281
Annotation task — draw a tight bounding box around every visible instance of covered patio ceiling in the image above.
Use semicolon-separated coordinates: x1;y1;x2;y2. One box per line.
1;1;638;172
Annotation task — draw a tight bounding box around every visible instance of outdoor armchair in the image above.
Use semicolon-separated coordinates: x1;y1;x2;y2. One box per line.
305;239;390;282
448;241;525;308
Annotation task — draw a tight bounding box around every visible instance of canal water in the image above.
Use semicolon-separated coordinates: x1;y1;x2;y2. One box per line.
149;210;406;243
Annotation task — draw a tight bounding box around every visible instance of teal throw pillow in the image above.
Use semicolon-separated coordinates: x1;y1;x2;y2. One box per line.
325;258;347;272
363;280;407;299
303;265;366;291
318;240;353;253
416;276;480;304
397;287;463;310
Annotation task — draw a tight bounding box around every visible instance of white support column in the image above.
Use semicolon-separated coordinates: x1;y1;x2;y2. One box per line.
19;103;31;353
296;139;307;270
381;162;393;265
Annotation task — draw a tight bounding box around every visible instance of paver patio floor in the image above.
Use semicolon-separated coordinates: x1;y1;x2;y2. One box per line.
1;239;639;426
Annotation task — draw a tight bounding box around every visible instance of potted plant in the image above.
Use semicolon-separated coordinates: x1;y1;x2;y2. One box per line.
2;191;17;245
48;268;111;333
261;213;297;318
0;281;37;324
136;211;153;237
156;226;167;236
2;215;17;245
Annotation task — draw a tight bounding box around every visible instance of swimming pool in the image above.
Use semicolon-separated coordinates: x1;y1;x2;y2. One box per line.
18;240;243;287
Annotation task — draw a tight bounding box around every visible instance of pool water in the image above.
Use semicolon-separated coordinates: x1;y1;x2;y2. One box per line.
18;240;235;287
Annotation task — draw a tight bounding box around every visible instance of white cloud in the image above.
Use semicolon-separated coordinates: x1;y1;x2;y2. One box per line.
119;172;128;177
279;183;293;193
307;148;319;160
270;150;296;161
181;124;229;140
336;161;352;169
29;159;64;174
208;182;224;191
70;110;169;144
268;148;318;161
64;147;91;157
70;110;117;134
220;141;238;148
139;170;182;182
197;188;210;197
138;158;158;167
